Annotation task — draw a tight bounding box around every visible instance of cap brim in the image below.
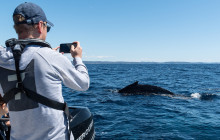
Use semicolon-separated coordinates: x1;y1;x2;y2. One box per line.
47;20;54;27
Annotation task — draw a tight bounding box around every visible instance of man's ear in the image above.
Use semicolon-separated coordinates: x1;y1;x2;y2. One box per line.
37;21;43;33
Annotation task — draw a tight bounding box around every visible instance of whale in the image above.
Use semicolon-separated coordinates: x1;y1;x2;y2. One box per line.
118;81;219;101
118;81;175;96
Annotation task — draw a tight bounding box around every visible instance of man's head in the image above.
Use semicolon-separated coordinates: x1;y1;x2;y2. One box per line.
13;2;53;40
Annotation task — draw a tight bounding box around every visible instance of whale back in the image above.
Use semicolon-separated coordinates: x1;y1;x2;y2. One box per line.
118;81;174;95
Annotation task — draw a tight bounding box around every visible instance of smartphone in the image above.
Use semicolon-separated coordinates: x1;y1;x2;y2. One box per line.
59;43;77;53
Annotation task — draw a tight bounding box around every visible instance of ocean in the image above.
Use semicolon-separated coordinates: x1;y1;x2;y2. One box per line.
63;63;220;139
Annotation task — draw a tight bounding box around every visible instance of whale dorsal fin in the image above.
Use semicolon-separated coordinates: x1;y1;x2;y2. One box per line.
131;81;138;86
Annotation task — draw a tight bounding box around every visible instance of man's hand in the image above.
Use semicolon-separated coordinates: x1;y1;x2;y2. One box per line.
53;46;60;51
70;41;82;58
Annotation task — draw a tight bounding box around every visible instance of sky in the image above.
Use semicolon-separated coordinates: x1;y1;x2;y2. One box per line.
0;0;220;62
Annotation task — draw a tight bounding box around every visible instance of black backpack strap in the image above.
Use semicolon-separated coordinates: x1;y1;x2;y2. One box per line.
5;38;52;49
3;43;25;103
24;88;66;111
3;88;21;103
3;87;67;111
12;44;24;92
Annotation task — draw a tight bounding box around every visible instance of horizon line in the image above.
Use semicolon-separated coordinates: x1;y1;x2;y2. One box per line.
83;61;220;64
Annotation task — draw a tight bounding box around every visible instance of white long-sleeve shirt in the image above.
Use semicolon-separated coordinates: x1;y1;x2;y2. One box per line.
0;45;89;140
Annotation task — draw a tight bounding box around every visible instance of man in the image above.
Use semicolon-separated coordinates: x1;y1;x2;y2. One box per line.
0;2;89;140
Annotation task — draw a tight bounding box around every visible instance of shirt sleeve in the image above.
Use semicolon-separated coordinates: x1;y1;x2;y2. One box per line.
48;52;90;91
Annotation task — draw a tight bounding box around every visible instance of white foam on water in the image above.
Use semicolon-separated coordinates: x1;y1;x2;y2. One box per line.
191;93;201;99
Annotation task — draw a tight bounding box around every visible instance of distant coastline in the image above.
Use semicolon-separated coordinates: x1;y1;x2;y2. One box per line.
84;61;220;64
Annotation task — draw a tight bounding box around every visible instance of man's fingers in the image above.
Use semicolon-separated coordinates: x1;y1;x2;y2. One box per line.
53;46;60;51
73;41;80;48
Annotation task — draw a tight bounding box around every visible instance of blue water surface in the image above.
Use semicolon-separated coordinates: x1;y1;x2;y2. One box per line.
63;64;220;139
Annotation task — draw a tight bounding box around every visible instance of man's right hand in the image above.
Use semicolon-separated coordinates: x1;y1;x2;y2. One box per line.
70;41;82;58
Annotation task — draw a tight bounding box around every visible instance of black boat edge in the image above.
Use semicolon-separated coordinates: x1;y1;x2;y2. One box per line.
69;106;95;140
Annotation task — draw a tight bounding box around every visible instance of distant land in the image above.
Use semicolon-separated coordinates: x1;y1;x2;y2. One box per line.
84;61;220;64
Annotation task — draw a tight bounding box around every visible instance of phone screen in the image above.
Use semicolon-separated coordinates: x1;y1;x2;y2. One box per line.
59;43;77;53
